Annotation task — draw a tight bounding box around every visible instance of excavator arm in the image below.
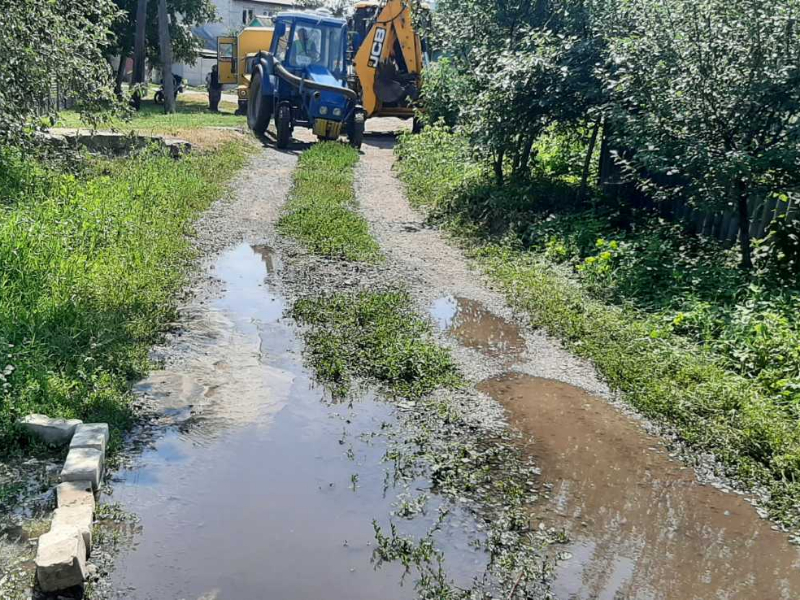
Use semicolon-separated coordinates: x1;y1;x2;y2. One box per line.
353;0;423;117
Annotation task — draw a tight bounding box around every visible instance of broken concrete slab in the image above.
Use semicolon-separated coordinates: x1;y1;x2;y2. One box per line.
56;481;96;510
19;414;82;446
52;506;94;556
61;448;104;490
70;423;109;453
35;525;88;592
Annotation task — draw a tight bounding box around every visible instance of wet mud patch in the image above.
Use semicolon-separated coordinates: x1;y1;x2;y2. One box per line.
479;372;800;600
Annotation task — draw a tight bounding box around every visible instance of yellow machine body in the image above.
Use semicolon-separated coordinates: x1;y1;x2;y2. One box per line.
217;26;274;110
352;0;424;118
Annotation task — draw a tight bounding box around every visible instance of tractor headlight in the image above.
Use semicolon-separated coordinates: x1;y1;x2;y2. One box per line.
319;106;328;115
332;108;342;117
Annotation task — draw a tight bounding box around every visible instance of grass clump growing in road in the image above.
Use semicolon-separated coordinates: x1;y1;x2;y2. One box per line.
395;126;800;528
292;290;461;398
0;142;249;454
278;142;382;262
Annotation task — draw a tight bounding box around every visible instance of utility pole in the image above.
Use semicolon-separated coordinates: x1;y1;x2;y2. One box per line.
158;0;176;114
132;0;148;110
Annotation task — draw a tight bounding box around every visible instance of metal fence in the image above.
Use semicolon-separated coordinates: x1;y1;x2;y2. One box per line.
598;134;798;244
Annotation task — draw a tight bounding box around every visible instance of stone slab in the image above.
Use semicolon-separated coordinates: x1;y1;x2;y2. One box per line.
19;414;82;446
70;423;109;453
35;525;87;592
52;506;94;556
56;481;96;510
61;448;103;490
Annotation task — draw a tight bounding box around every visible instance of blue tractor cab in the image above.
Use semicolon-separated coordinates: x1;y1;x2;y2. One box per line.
247;11;366;149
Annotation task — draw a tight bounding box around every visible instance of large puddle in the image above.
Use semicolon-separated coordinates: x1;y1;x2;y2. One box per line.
480;372;800;600
105;245;485;600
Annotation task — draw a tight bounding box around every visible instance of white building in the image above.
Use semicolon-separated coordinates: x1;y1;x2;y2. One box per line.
176;0;296;85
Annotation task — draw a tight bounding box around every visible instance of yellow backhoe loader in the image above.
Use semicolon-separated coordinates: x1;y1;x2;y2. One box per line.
350;0;427;127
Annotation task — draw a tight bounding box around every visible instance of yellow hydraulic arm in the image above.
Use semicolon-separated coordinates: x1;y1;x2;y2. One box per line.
353;0;423;117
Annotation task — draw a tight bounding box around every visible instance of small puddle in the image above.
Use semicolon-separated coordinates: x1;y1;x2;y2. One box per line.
107;245;486;600
479;372;800;600
431;296;525;361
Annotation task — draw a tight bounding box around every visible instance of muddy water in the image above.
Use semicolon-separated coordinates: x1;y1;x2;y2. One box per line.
480;373;800;600
431;295;525;361
106;245;485;600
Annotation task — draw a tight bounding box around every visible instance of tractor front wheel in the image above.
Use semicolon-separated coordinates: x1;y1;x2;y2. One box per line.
276;104;292;149
247;71;271;135
154;90;165;105
347;110;365;150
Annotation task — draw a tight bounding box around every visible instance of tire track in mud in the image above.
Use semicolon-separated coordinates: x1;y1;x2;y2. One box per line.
354;132;800;600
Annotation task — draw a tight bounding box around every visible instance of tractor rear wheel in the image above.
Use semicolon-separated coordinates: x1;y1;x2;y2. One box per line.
276;104;292;149
347;111;365;150
247;71;271;135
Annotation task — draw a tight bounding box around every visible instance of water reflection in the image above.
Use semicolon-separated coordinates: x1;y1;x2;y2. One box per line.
479;372;800;600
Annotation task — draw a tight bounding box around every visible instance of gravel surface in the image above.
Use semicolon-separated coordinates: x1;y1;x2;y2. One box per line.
355;135;608;394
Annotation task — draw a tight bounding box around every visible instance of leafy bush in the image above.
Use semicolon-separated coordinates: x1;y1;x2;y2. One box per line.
0;143;248;452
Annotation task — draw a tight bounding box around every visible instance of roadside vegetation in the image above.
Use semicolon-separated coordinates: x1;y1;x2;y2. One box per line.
399;0;800;530
0;142;249;455
278;142;382;262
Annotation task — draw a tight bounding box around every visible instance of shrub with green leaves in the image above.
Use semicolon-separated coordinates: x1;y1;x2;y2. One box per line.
0;143;248;452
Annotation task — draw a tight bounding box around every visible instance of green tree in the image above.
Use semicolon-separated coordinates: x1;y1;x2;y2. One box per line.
429;0;604;182
107;0;217;93
0;0;120;145
598;0;800;270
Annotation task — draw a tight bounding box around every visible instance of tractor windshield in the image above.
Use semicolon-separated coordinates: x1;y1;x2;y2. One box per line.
288;23;345;73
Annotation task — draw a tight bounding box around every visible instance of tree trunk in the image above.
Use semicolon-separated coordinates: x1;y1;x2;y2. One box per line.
158;0;175;114
115;50;129;99
579;117;601;202
737;180;753;270
494;149;504;186
518;133;536;177
132;0;148;110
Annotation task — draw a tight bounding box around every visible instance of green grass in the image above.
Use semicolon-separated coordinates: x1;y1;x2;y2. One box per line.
292;290;462;398
395;126;800;529
0;141;249;453
278;142;382;262
55;95;244;134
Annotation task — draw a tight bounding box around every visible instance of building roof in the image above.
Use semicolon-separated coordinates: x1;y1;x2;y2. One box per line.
247;0;296;5
274;11;347;26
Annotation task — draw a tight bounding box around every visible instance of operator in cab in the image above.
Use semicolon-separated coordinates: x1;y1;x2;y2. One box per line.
292;28;319;65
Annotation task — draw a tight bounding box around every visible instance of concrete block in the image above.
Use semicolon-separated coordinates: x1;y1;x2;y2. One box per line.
35;526;87;592
52;506;94;556
56;481;96;511
61;448;104;490
19;414;82;446
70;423;109;453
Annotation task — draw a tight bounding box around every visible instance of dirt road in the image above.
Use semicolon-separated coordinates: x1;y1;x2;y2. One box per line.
89;126;800;600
